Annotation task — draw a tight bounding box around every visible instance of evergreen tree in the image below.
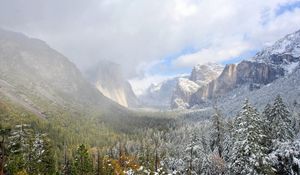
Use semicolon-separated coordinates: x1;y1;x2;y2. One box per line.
95;149;104;175
223;118;234;162
269;140;300;175
261;104;273;149
73;144;93;175
7;124;34;174
32;133;55;174
186;132;199;175
0;126;10;175
209;108;225;158
269;95;294;142
229;100;273;175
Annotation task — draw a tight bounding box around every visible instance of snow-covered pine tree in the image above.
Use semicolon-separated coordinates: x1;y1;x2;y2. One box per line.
7;124;34;174
229;100;273;175
32;133;55;174
185;132;199;175
261;104;273;149
269;140;300;174
269;95;294;142
223;118;234;162
209;108;225;158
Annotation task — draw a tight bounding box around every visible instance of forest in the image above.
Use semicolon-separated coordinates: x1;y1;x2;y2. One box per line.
1;95;300;175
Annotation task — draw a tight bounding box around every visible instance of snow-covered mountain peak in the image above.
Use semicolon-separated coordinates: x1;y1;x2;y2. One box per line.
254;29;300;62
266;29;300;56
177;78;200;93
190;62;224;85
250;29;300;74
193;62;224;71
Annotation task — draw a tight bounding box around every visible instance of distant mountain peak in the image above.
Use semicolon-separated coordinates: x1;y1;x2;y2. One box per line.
253;29;300;63
190;62;224;86
189;29;300;109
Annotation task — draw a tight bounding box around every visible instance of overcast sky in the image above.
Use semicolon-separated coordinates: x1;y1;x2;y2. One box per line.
1;0;300;95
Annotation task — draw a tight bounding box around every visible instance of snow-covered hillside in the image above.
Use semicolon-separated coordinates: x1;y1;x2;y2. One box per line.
139;63;223;109
189;29;300;108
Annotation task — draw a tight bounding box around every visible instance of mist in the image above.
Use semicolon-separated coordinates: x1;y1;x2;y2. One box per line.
1;0;300;93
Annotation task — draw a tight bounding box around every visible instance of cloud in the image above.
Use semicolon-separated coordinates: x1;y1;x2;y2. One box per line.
129;74;174;96
1;0;300;92
173;39;251;67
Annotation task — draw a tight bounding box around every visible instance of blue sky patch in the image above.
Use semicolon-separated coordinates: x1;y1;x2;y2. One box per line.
276;1;300;16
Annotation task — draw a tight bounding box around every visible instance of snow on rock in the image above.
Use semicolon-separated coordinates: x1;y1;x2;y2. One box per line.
253;29;300;62
250;29;300;74
171;78;200;109
190;62;224;86
282;61;299;74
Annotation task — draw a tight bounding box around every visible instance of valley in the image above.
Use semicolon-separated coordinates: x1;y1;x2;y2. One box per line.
0;20;300;175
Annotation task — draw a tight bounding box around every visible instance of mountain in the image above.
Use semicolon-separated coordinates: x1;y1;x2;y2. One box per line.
139;63;223;109
0;28;122;117
189;63;224;85
85;60;139;108
138;76;185;109
171;78;200;109
171;63;223;109
190;29;300;108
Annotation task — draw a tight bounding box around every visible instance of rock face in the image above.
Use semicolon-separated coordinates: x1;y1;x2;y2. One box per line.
190;63;224;86
171;63;224;109
189;29;300;107
140;63;223;109
0;28;121;115
171;78;200;109
86;60;139;108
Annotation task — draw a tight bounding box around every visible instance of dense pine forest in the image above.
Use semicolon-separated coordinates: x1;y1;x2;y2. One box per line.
1;95;299;174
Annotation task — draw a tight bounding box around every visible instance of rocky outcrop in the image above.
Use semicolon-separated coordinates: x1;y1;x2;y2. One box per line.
171;78;200;109
236;61;284;85
190;63;224;86
86;60;139;108
189;29;300;108
171;63;224;109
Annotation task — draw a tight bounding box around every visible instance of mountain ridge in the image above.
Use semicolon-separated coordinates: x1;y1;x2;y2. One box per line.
189;29;300;108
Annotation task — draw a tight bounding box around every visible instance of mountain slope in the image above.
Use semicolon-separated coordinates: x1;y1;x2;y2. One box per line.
0;28;123;116
171;63;223;109
139;63;223;109
171;78;200;109
190;29;300;107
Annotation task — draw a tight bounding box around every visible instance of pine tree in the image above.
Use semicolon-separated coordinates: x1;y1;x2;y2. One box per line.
0;126;10;175
261;104;273;149
32;133;55;174
269;140;300;175
209;108;225;158
7;124;34;174
73;144;93;175
229;100;273;175
186;132;199;175
95;149;103;175
269;95;294;142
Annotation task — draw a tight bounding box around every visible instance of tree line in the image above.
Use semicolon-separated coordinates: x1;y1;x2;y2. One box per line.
1;95;300;174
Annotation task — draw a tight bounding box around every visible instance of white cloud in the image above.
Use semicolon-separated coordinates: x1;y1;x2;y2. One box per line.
173;39;251;67
129;74;174;96
1;0;300;92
